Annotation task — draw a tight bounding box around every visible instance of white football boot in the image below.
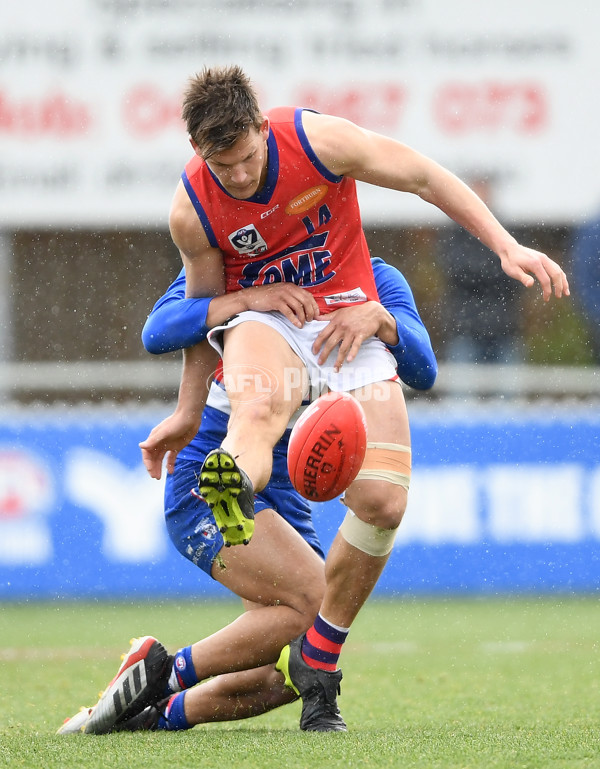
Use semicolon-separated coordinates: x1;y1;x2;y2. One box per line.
84;636;172;735
56;706;94;735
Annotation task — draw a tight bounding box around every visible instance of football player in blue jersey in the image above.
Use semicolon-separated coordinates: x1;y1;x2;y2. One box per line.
58;259;436;735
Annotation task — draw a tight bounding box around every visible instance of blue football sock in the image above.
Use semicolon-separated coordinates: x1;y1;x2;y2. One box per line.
165;645;200;694
157;692;192;731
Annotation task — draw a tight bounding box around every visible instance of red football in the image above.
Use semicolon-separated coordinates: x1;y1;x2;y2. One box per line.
287;391;368;502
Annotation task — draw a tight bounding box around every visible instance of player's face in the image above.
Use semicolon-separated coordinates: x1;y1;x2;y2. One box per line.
202;120;269;199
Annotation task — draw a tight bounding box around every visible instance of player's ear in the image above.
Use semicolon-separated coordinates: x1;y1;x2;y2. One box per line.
259;117;270;139
189;136;200;154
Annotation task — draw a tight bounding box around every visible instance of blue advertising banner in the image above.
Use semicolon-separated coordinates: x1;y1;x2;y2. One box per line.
0;405;598;600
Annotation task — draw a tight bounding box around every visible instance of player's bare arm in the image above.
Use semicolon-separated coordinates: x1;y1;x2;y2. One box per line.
303;111;569;302
312;301;398;372
206;283;320;330
139;339;220;479
139;185;225;479
169;180;225;299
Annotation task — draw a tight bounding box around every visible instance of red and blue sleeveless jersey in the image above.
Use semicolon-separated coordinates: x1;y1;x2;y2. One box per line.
182;106;379;314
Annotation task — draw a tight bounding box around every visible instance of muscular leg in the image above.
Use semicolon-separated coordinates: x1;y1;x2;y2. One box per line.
219;321;306;491
183;664;296;725
160;325;316;716
271;381;410;732
188;509;325;679
319;534;392;628
78;495;324;735
316;380;410;629
156;510;322;728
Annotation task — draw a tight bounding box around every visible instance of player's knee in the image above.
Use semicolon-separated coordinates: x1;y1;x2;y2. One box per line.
343;441;411;529
230;391;291;432
344;481;407;530
289;579;325;631
302;587;324;626
230;396;270;424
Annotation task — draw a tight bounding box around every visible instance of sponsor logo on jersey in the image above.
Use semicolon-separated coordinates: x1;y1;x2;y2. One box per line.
228;224;267;256
323;288;367;305
260;203;280;219
240;233;335;289
285;185;328;215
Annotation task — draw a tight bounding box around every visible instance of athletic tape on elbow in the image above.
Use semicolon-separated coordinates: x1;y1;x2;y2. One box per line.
339;510;399;557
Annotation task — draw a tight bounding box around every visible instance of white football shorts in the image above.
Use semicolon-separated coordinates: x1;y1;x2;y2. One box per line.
207;309;398;400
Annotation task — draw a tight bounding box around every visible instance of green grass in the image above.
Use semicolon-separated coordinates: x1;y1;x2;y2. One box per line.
1;597;599;768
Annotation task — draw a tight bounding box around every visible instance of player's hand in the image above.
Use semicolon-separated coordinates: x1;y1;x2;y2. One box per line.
139;411;201;480
313;302;393;372
242;283;320;327
500;244;570;302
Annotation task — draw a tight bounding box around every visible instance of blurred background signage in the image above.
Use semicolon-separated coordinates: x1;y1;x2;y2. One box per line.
1;0;598;227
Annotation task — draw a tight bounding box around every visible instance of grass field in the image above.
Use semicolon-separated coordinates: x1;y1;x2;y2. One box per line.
1;596;599;768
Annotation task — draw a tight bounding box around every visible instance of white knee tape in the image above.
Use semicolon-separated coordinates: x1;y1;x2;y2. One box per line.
339;509;399;557
354;442;412;491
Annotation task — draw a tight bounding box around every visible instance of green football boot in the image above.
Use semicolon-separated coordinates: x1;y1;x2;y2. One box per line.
199;449;255;547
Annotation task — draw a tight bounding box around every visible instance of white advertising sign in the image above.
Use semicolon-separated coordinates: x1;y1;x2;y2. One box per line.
1;0;598;227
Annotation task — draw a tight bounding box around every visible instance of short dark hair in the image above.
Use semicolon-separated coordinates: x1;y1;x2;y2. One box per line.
182;65;263;158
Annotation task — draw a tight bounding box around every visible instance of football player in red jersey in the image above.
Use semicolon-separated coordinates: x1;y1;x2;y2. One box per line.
90;65;569;734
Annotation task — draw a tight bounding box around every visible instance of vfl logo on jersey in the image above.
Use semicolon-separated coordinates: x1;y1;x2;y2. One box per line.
285;185;329;215
323;288;367;305
228;224;267;256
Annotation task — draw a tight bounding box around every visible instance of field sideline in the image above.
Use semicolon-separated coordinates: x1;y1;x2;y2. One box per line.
1;596;599;769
